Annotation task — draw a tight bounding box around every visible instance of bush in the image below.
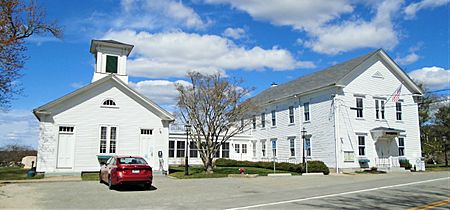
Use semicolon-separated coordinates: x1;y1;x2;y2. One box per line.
305;160;330;175
399;159;412;170
215;158;304;173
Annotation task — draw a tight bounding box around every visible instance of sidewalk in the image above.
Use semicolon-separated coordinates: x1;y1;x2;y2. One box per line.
1;176;81;184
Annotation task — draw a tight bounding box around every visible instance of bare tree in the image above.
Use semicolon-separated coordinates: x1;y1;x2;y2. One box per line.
0;0;62;109
176;72;255;173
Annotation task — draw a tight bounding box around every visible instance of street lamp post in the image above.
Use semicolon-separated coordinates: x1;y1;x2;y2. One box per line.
184;121;191;176
301;127;307;165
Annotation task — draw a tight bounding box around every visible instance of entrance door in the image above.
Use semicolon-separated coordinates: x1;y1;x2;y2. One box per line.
57;126;75;168
140;129;154;167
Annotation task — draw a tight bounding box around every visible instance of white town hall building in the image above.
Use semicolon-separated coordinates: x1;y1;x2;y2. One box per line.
34;40;423;175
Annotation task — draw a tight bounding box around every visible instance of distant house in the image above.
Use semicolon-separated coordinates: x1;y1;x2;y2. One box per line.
168;49;424;172
33;40;174;175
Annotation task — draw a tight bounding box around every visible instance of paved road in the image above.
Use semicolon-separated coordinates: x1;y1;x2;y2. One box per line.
0;172;449;209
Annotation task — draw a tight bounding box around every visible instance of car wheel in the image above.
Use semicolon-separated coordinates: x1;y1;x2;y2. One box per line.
108;176;114;190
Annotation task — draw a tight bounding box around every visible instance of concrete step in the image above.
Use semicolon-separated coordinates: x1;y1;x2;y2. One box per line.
45;172;82;177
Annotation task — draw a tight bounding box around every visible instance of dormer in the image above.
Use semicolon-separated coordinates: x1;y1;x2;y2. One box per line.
90;40;134;84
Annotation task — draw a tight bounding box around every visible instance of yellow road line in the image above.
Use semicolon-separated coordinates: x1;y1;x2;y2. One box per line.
408;198;450;210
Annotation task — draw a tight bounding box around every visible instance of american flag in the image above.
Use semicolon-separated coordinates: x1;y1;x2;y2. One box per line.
391;85;402;103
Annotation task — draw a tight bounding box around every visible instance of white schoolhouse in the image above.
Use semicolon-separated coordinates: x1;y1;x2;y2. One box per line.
34;40;175;175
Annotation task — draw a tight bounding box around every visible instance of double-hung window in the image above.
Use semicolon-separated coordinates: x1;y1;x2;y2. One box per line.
189;141;198;158
304;102;310;121
235;144;240;153
252;115;256;129
289;106;295;124
261;141;266;157
271;110;276;126
289;137;295;157
356;98;363;118
398;138;405;156
176;141;185;157
305;138;311;157
169;141;175;157
375;99;386;120
396;102;402;121
261;113;265;128
99;126;117;154
222;142;230;158
242;144;247;154
358;136;365;156
271;139;277;157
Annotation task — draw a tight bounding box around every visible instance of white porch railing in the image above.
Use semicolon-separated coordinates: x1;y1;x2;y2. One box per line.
375;157;400;168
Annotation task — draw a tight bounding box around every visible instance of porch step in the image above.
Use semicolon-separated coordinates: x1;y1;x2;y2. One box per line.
45;172;82;177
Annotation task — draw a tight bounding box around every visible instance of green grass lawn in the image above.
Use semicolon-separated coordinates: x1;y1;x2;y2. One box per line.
81;172;100;181
425;164;450;172
0;167;44;180
169;166;298;179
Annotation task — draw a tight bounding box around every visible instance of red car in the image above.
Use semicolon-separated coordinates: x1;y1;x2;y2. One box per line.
100;156;153;190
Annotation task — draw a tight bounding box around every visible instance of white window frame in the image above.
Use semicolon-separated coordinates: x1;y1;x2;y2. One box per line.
235;144;240;153
396;102;402;121
101;98;118;108
289;106;295;124
261;140;266;157
305;137;311;157
271;110;276;126
356;97;363;118
252;141;257;157
289;137;296;157
271;138;277;157
398;137;405;156
242;144;247;154
98;125;118;154
261;112;266;128
358;136;365;156
304;102;310;122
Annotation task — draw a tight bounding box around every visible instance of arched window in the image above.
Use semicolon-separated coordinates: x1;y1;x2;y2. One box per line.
102;99;117;107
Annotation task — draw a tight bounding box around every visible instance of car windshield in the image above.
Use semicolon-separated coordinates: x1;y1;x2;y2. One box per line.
118;157;147;164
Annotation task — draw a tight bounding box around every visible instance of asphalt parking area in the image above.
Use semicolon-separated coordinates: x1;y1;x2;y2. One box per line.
0;172;449;209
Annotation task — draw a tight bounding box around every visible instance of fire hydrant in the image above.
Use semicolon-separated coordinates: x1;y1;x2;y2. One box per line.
239;167;245;175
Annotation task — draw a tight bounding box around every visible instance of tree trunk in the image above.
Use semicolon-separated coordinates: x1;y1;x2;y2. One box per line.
203;156;214;174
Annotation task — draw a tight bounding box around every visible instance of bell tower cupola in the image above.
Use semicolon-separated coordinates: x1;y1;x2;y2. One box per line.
89;40;134;84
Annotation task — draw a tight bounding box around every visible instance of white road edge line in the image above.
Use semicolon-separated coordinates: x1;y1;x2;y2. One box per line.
226;177;450;210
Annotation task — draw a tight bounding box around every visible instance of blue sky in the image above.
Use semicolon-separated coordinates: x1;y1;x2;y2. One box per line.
1;0;449;148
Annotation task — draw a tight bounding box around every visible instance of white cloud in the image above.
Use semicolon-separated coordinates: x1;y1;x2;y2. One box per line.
223;27;246;39
205;0;404;55
396;52;419;65
103;30;314;78
129;80;191;111
305;0;402;55
395;45;422;65
409;66;450;90
205;0;353;31
0;110;39;148
72;0;208;36
404;0;449;19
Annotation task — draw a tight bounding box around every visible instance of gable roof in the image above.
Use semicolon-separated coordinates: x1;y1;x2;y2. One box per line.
33;75;175;121
249;49;423;106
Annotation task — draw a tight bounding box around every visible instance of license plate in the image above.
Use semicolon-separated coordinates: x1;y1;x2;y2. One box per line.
132;170;139;173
